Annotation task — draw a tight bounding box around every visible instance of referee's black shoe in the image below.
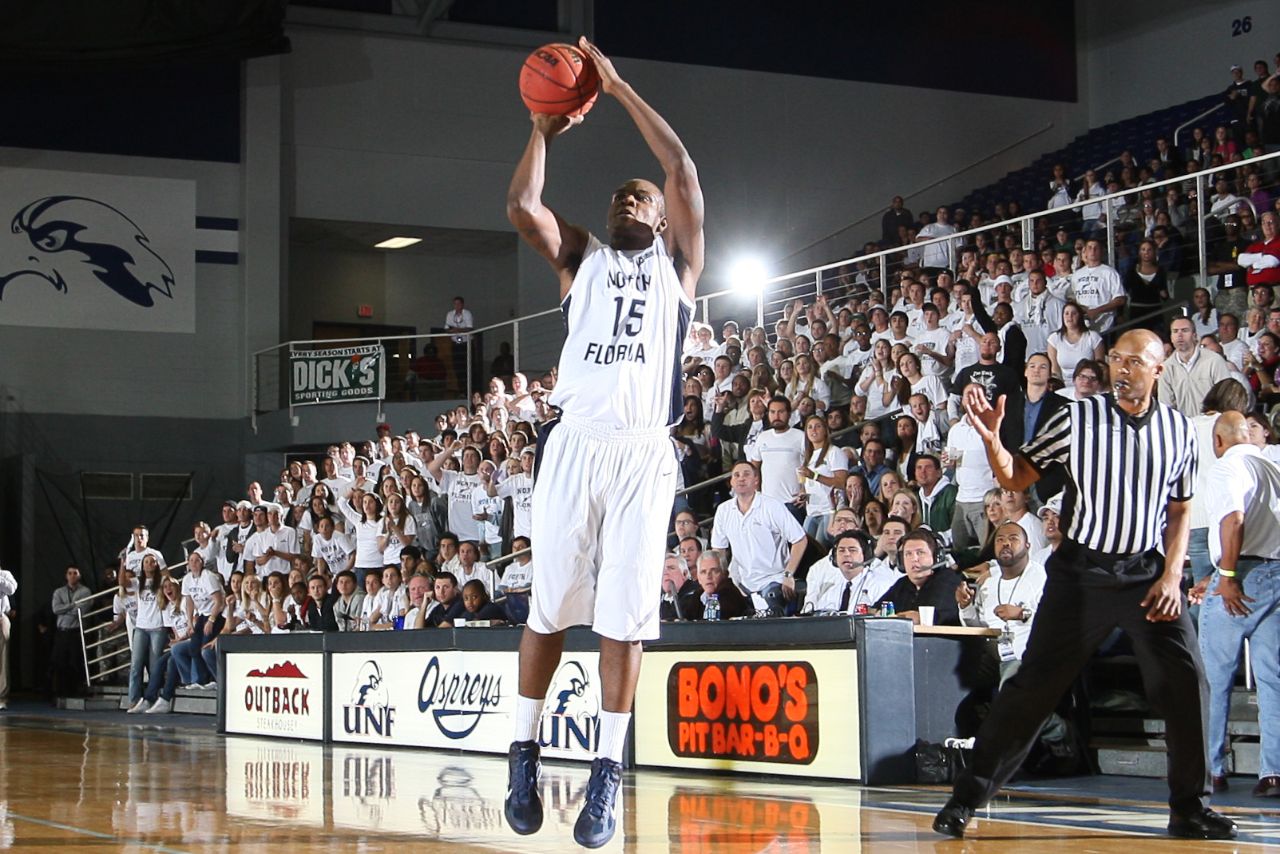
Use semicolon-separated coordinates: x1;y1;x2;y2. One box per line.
574;757;623;848
504;740;544;835
932;798;974;838
1167;808;1237;840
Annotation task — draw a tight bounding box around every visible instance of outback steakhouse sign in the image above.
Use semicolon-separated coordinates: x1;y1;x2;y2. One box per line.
668;661;818;764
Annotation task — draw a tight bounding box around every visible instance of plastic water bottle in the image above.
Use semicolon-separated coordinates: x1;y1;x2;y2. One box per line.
883;601;896;617
704;594;721;622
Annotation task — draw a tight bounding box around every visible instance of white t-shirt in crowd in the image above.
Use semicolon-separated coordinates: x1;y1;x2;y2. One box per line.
913;328;952;378
946;421;996;503
434;469;484;543
500;558;534;592
126;579;164;630
1047;330;1102;381
747;428;807;505
803;446;849;516
181;570;222;617
312;530;355;573
496;473;535;539
1071;264;1125;333
380;514;418;566
338;502;386;569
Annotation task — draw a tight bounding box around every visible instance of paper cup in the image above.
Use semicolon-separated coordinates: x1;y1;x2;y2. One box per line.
919;605;936;627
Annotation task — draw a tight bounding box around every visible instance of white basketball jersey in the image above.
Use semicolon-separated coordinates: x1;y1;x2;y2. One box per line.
549;234;693;428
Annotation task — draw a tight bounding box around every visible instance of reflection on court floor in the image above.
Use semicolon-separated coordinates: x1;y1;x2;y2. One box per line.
0;717;1278;852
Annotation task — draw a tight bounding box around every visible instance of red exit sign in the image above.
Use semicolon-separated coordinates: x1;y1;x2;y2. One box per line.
357;304;373;318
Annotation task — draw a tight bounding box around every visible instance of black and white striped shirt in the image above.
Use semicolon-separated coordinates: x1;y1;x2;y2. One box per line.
1022;394;1197;556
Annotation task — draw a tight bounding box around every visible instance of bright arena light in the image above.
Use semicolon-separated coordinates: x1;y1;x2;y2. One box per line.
729;257;768;293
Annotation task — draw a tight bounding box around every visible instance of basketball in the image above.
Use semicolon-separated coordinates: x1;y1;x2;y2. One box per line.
519;42;599;117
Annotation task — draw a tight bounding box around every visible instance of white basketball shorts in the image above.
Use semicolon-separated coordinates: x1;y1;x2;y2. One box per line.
527;417;678;642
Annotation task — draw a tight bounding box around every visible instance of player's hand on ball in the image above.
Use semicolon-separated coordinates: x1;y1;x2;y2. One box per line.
531;112;583;138
577;37;622;94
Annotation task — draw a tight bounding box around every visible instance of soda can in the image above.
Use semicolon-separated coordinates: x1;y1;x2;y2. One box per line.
883;601;896;617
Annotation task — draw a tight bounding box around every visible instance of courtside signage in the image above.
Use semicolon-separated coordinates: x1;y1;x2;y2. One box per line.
329;650;601;762
634;649;860;780
289;344;385;406
225;653;325;741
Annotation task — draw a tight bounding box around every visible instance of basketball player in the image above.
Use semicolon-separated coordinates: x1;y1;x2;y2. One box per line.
503;37;704;849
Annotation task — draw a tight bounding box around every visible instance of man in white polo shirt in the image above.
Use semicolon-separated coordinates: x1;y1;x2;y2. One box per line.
711;461;807;616
746;396;806;517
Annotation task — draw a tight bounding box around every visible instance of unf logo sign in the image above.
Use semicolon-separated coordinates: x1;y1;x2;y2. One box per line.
2;196;175;306
0;169;195;332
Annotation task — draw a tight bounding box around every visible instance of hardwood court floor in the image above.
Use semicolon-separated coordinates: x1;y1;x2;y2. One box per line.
0;710;1277;852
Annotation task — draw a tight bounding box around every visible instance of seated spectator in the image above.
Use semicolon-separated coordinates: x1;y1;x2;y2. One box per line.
426;572;466;627
455;540;497;597
1032;493;1064;566
691;551;752;620
889;489;924;530
301;575;338;631
358;570;383;630
331;570;365;631
914;454;957;538
1000;487;1048;552
876;528;961;625
808;530;896;614
711;461;807;616
438;579;506;626
498;536;534;624
660;554;702;621
1056;358;1105;401
405;574;436;628
803;508;863;608
1240;211;1280;287
870;515;909;574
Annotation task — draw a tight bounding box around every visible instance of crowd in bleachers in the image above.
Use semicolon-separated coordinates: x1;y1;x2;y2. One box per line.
72;55;1280;726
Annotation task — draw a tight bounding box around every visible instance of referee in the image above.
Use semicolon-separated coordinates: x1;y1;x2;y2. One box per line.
933;329;1236;841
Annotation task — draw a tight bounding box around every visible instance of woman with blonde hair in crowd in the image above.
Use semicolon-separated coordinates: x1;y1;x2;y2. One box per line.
787;353;830;413
876;470;905;506
888;489;923;531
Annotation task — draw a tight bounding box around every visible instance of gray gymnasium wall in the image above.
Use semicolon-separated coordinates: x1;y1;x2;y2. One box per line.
284;25;1094;313
1082;0;1274;129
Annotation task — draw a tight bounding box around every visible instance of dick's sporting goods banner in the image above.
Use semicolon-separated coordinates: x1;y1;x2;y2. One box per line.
290;345;385;406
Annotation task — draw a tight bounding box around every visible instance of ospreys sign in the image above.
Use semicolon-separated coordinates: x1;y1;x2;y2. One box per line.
290;345;385;406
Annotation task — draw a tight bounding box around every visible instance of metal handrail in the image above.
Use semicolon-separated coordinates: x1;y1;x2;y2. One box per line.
1173;102;1225;149
1074;154;1125;184
247;150;1280;421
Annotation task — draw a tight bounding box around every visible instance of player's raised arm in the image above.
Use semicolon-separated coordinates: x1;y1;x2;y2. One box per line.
578;37;704;299
506;113;590;288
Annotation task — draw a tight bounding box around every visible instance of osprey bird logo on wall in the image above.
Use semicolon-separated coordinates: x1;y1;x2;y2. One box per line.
1;195;176;307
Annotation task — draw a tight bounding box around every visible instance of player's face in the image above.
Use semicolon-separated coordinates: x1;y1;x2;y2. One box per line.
607;180;665;239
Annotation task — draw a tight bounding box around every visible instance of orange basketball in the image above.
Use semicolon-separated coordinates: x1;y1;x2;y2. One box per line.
519;42;599;117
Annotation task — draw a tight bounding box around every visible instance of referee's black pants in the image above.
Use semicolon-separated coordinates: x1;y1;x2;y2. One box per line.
953;545;1209;817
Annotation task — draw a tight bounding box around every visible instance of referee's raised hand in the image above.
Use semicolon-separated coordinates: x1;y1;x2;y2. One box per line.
961;385;1005;443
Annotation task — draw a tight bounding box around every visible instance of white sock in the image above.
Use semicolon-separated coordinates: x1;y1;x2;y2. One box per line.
514;694;545;743
596;710;631;764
